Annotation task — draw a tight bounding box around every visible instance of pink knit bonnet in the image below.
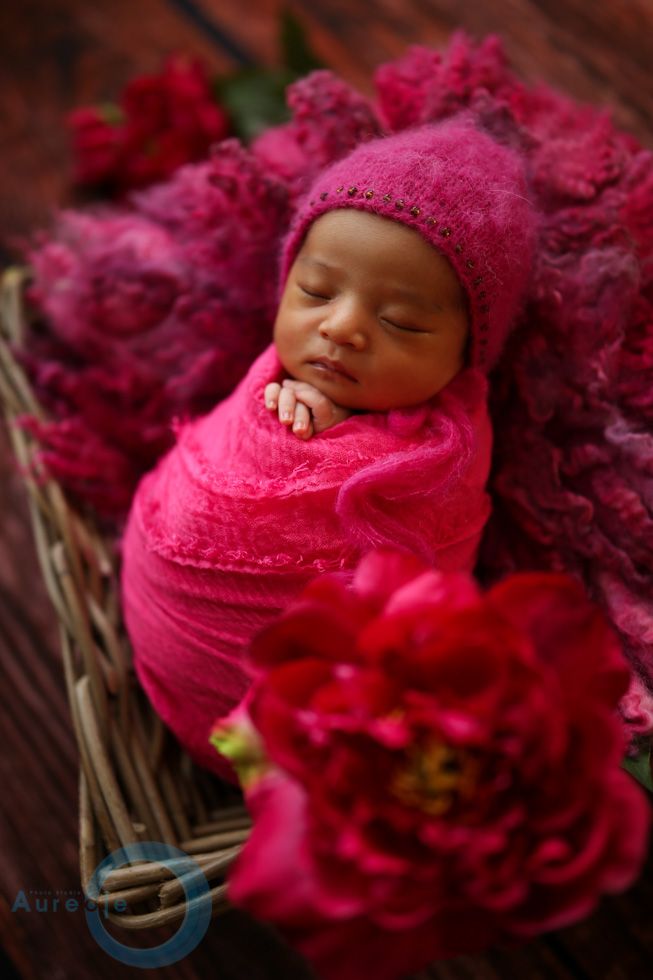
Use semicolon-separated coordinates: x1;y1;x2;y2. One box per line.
281;118;537;373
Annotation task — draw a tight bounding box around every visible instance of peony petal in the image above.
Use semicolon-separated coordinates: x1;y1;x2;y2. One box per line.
230;771;365;926
382;567;479;618
351;549;430;606
248;601;359;668
488;573;631;706
595;770;651;892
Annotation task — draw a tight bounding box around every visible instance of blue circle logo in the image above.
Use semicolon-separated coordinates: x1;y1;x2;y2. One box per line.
85;841;213;967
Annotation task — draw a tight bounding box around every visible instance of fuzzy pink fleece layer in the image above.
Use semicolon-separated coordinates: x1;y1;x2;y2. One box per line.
121;343;492;778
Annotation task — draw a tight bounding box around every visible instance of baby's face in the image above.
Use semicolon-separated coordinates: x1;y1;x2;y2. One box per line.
273;209;469;412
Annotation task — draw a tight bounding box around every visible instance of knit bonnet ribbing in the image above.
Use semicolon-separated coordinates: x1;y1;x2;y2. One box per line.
281;118;537;373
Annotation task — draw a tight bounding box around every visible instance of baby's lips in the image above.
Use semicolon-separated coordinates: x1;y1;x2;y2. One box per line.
309;357;357;381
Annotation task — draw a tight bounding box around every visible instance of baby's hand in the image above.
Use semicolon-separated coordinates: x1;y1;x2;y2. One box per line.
264;379;353;439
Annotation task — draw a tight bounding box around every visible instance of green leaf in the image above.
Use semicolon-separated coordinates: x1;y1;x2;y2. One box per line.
212;11;322;143
280;7;323;76
215;68;295;142
210;711;270;790
622;744;653;793
98;102;124;126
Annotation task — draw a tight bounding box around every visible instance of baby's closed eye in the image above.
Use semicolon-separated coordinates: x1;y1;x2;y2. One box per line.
381;317;424;333
300;285;330;300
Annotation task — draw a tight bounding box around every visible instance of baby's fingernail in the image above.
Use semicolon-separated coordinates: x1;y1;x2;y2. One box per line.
281;411;293;421
267;400;276;409
294;420;306;431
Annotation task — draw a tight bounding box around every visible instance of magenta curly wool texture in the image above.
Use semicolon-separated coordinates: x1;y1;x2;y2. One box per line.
24;32;653;731
24;141;289;517
252;69;382;189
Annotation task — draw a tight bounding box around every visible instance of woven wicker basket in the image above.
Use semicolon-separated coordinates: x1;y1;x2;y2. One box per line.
0;266;252;929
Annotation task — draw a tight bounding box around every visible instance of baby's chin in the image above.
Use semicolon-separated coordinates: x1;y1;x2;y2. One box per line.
311;389;419;414
283;362;454;413
301;380;420;414
306;378;440;412
335;388;458;413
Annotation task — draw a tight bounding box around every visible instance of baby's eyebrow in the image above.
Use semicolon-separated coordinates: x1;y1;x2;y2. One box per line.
391;286;447;315
298;257;333;270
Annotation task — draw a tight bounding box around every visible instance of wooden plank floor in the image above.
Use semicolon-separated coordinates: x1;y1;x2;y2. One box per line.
1;2;652;978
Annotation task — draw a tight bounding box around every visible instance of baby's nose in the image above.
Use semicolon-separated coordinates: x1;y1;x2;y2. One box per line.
318;300;366;348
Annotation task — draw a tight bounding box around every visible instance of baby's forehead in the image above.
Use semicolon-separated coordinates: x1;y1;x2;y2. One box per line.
296;209;468;310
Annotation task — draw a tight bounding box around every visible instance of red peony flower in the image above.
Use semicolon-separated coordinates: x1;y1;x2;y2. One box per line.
213;550;650;980
67;105;124;186
67;54;230;193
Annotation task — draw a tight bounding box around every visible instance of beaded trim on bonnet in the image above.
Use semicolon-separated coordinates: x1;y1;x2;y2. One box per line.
281;118;538;374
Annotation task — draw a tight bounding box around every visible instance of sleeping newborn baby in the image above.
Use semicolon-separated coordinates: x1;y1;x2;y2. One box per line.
265;203;468;438
121;118;537;778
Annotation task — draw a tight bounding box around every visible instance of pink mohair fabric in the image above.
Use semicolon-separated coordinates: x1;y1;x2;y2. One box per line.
121;343;492;779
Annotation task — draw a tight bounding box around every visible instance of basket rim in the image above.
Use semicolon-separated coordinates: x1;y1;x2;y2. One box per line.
0;265;249;930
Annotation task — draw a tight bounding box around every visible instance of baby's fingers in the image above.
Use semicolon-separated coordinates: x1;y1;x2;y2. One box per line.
281;379;343;431
291;401;314;439
264;382;282;410
277;387;298;424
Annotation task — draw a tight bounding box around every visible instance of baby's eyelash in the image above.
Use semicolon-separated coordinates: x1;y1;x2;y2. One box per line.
300;287;329;300
382;318;422;333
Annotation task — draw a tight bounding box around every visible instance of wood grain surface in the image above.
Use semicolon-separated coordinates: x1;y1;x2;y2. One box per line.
1;2;652;978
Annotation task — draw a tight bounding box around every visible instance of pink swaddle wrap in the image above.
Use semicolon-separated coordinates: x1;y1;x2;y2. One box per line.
121;342;493;778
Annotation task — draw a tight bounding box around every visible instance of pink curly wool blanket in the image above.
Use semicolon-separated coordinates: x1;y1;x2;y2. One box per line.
121;343;493;778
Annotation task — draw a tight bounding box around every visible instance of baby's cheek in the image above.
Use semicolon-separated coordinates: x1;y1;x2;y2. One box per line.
272;333;298;381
